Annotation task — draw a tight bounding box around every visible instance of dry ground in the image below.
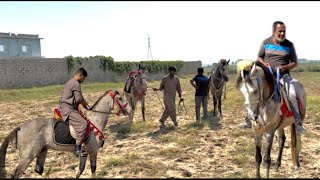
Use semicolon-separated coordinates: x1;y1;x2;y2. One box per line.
1;72;320;178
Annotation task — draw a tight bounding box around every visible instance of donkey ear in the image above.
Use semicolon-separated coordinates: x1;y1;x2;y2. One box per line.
227;59;230;64
138;64;141;69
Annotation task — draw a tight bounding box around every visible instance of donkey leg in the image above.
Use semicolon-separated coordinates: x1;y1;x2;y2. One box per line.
263;132;275;178
255;134;263;178
34;148;48;175
141;98;145;122
76;154;88;178
275;128;286;172
89;152;97;178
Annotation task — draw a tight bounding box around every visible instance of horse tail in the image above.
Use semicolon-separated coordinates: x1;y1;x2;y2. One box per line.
290;123;299;167
0;126;20;177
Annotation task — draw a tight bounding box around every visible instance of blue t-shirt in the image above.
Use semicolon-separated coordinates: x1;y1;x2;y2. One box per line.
192;74;209;96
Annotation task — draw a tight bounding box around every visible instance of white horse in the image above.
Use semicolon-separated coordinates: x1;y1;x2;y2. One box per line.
236;60;306;178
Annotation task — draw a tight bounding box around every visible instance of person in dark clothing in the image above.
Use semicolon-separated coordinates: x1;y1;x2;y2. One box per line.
190;67;209;122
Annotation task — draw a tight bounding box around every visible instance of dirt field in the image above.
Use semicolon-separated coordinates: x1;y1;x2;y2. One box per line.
1;72;320;178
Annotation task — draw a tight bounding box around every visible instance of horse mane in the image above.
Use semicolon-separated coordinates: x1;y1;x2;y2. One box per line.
255;61;275;92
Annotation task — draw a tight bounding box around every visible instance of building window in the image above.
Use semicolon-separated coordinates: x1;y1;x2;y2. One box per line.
0;44;7;53
21;45;31;53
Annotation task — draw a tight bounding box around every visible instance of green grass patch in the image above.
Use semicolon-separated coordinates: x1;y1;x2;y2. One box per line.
158;147;182;158
104;153;140;168
177;135;196;146
157;134;175;143
130;122;155;134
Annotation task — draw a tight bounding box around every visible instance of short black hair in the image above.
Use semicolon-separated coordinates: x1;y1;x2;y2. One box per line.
197;67;204;74
75;68;88;77
272;21;285;33
168;66;177;72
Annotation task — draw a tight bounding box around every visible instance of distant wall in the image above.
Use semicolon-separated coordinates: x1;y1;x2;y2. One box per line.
0;57;201;89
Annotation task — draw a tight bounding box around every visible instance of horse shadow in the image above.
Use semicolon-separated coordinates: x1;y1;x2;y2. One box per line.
146;125;177;139
108;118;134;140
205;112;223;131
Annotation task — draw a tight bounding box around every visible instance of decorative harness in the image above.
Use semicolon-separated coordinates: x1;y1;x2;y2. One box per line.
73;90;128;141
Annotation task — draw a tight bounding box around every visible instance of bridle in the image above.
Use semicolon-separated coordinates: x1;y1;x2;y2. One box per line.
88;90;128;116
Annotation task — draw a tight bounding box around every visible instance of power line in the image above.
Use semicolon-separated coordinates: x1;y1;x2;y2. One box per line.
147;33;153;60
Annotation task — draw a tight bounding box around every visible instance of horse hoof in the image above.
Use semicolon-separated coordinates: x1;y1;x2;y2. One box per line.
294;166;300;172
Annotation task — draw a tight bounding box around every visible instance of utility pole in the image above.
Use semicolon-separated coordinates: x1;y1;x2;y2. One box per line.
147;34;153;60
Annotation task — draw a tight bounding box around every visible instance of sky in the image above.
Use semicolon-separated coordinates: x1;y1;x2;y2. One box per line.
1;1;319;65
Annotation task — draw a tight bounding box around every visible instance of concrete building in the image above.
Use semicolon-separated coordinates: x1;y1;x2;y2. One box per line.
0;32;43;57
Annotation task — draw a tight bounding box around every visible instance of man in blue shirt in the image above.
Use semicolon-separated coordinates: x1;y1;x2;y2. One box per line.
190;67;209;122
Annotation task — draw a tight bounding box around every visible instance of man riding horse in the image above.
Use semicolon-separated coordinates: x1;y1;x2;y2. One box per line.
59;68;90;157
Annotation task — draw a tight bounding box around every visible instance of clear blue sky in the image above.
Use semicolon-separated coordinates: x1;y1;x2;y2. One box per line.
1;1;319;65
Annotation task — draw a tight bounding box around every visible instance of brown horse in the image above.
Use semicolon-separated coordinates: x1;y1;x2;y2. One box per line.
0;90;132;178
236;60;306;178
124;64;148;121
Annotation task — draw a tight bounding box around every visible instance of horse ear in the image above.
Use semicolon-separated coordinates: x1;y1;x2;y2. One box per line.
250;63;257;77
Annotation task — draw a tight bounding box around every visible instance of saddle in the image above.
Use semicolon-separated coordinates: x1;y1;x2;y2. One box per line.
279;85;303;119
124;70;138;93
52;108;90;146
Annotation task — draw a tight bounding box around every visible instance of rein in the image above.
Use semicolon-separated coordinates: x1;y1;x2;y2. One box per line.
178;98;187;115
87;90;128;116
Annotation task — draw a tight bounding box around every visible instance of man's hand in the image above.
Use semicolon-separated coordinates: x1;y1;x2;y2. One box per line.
264;62;270;67
82;101;90;110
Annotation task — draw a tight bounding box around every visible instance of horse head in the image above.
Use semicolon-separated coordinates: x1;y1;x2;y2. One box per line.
91;90;133;116
212;59;230;83
236;60;274;121
136;64;148;91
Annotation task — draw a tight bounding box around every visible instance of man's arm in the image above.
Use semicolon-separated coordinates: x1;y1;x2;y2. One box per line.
153;77;165;91
73;83;90;109
280;43;298;73
190;77;197;89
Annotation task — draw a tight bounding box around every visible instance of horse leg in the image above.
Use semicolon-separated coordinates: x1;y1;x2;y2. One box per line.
291;123;300;171
34;148;48;175
275;128;286;172
89;152;97;178
76;154;88;178
255;134;263;178
218;97;222;118
213;96;217;116
12;149;40;178
263;132;275;178
129;97;135;121
141;97;145;122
